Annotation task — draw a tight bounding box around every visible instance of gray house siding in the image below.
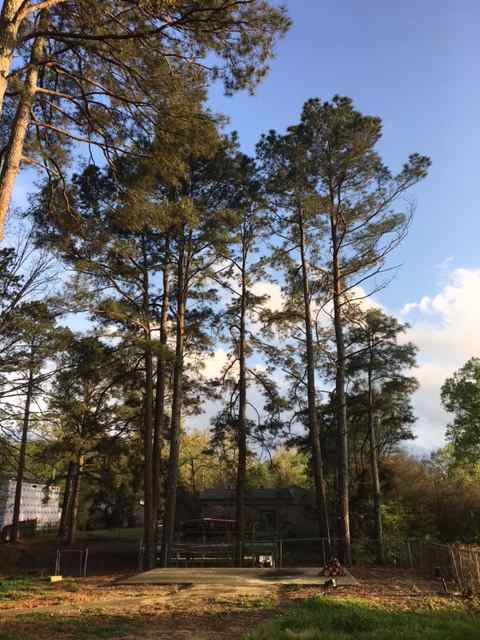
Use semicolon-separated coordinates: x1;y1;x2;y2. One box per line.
0;478;61;530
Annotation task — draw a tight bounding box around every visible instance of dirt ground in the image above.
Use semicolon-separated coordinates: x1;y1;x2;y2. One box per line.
1;567;476;640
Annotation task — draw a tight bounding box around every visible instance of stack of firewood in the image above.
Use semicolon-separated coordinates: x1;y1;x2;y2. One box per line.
320;557;346;577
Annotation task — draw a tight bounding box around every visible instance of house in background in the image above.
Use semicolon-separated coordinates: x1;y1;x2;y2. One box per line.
198;486;317;539
0;477;61;534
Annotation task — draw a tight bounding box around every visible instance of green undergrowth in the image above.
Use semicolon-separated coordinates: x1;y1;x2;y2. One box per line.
0;576;79;601
246;596;480;640
212;594;275;609
0;611;139;640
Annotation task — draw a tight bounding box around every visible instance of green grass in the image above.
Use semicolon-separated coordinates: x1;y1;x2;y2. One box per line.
75;527;143;543
245;596;480;640
0;577;47;601
212;594;275;609
0;576;79;601
0;611;139;640
15;526;143;545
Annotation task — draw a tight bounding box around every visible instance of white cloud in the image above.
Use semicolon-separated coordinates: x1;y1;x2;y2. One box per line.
250;281;283;312
400;302;418;316
188;269;480;452
400;268;480;449
200;348;231;379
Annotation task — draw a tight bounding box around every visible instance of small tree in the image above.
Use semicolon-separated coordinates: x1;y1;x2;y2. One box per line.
346;308;418;563
48;335;127;544
8;301;70;542
441;358;480;464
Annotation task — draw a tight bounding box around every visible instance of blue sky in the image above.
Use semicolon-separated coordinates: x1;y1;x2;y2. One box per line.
209;0;479;314
9;0;479;312
205;0;480;450
7;1;480;449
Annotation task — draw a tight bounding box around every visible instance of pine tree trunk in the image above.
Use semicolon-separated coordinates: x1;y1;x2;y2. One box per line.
143;341;155;569
142;244;155;570
152;241;170;543
160;234;186;567
58;461;74;540
368;359;384;564
66;455;83;545
330;213;352;565
298;209;331;548
11;358;34;543
0;0;22;118
235;244;248;567
0;11;46;239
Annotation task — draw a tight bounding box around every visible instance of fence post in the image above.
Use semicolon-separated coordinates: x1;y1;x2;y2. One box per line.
473;549;480;592
83;548;89;577
449;545;461;589
407;541;413;569
321;538;326;567
457;546;465;591
55;548;61;576
278;540;283;568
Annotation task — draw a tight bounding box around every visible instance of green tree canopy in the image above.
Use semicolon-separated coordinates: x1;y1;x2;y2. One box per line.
442;357;480;463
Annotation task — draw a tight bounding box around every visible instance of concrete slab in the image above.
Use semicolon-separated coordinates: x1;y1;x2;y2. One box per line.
121;567;359;587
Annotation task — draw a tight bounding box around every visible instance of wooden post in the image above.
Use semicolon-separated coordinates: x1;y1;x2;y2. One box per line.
458;546;465;592
473;549;480;593
55;548;61;576
449;545;461;589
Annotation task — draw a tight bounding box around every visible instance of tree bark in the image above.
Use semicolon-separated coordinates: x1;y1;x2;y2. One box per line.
152;238;170;540
142;243;155;570
329;211;352;565
66;454;83;545
298;209;331;549
160;231;186;567
0;11;47;239
143;340;155;569
235;238;248;567
0;0;23;118
58;460;74;540
368;349;384;565
11;356;34;543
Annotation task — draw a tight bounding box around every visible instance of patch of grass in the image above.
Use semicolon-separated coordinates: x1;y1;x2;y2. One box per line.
75;528;143;543
2;611;142;640
60;578;81;592
245;596;480;640
212;594;275;609
0;576;81;601
6;527;142;546
0;577;45;601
